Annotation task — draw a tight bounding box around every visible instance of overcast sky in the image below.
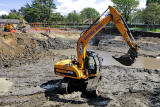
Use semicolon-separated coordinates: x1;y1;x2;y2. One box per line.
0;0;146;16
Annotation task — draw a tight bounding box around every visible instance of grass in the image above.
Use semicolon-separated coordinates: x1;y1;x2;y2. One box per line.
130;27;160;33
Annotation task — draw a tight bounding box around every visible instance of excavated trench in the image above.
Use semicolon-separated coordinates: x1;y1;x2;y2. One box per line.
0;32;160;106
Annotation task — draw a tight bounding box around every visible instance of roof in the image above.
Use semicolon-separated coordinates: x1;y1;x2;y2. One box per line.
0;19;19;24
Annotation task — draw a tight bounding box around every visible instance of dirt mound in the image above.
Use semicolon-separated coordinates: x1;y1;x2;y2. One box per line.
0;32;23;60
0;32;41;68
37;37;76;50
0;32;77;68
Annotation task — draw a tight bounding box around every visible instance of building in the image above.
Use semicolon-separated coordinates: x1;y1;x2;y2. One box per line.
0;19;19;24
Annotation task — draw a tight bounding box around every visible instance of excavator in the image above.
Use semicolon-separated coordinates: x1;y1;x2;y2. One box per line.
4;18;27;33
54;6;139;95
4;23;16;33
17;18;28;33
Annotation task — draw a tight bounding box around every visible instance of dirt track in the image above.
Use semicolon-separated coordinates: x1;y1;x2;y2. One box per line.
0;31;160;107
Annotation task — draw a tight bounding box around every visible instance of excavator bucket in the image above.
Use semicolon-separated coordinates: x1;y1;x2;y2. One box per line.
112;47;138;66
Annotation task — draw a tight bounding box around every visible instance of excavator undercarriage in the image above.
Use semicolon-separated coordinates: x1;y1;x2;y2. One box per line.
59;74;102;96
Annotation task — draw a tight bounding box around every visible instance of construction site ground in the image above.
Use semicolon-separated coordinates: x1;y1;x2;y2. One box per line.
0;30;160;107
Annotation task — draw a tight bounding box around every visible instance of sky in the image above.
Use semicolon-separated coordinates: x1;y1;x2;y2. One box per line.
0;0;146;16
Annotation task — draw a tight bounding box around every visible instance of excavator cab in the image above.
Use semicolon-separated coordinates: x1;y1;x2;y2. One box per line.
85;51;102;74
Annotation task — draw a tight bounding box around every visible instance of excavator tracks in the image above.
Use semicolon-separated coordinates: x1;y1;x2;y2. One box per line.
59;79;69;93
59;77;86;93
59;75;101;97
85;74;102;97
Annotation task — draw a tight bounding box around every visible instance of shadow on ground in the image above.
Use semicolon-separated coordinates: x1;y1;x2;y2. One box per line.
149;88;160;106
40;79;111;106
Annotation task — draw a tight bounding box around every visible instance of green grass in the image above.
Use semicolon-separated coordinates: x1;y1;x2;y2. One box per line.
130;27;160;33
155;29;160;32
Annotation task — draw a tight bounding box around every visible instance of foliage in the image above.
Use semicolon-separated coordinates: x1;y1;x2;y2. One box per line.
141;3;160;24
130;27;160;32
19;0;56;22
111;0;139;22
147;0;160;5
51;13;64;23
1;9;21;19
80;8;100;22
131;9;143;24
66;10;81;23
132;9;143;19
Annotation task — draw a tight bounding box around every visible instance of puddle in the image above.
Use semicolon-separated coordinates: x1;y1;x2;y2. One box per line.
54;49;160;70
94;50;160;70
137;56;160;70
0;78;13;96
156;56;160;59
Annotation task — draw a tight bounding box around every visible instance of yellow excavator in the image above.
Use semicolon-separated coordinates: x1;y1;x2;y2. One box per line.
17;18;27;33
4;23;16;32
54;6;139;95
4;18;27;33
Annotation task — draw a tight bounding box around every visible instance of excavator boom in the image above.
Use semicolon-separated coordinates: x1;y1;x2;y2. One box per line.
77;6;138;68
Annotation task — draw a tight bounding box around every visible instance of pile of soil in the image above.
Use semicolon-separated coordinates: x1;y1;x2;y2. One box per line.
37;36;76;50
0;32;40;68
0;32;76;68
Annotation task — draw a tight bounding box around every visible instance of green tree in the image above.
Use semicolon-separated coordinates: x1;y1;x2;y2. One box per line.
147;0;160;5
131;9;143;24
8;13;20;19
1;15;9;19
111;0;139;22
51;13;64;23
80;8;100;22
19;0;56;22
67;10;80;24
142;3;160;24
1;9;21;19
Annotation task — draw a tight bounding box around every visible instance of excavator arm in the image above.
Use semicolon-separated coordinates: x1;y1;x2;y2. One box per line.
77;6;138;69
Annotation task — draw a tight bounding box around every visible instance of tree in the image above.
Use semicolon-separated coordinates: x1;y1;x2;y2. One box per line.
131;9;143;24
142;3;160;24
51;13;64;24
147;0;160;6
111;0;139;22
19;0;56;22
1;9;21;19
80;8;100;22
1;15;9;19
8;13;20;19
67;10;80;24
8;9;21;19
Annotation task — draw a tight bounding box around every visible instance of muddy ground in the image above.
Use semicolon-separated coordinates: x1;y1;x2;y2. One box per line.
0;31;160;107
